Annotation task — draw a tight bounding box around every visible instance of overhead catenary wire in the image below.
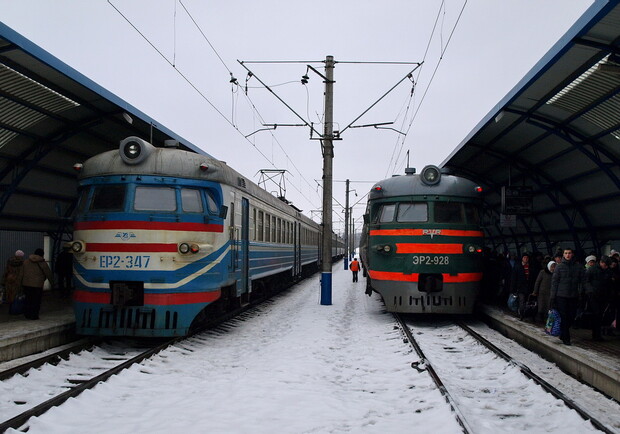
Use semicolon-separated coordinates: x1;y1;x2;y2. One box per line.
107;0;322;210
386;0;468;177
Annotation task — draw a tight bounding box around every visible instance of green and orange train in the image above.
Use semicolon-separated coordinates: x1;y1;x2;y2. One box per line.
359;165;484;314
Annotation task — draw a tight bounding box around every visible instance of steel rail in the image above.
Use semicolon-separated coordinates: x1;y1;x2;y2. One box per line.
456;321;615;434
394;313;473;434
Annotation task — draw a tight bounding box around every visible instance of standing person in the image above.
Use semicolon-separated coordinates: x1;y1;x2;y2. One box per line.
349;257;360;283
55;245;73;298
510;253;532;320
533;261;555;323
608;257;620;336
550;247;585;345
22;248;54;320
585;255;597;269
1;250;25;312
583;255;612;341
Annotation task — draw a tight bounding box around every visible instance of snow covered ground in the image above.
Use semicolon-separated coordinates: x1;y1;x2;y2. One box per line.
8;264;618;433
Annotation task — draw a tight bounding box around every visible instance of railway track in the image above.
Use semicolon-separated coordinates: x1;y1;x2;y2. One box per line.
394;314;616;434
0;338;175;432
0;283;293;432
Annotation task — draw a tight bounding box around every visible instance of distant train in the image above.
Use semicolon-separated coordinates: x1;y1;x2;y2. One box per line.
71;136;344;337
359;165;484;314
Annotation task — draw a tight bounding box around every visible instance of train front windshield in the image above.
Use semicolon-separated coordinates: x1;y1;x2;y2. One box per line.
373;201;480;225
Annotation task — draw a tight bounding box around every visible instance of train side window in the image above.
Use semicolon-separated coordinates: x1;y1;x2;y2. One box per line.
434;202;464;223
258;211;264;241
181;188;203;213
90;185;126;211
76;187;91;215
205;190;218;214
377;204;396;223
265;213;271;242
134;186;176;211
465;204;480;225
397;202;428;222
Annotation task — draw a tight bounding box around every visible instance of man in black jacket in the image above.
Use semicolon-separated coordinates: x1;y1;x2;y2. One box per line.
550;248;585;345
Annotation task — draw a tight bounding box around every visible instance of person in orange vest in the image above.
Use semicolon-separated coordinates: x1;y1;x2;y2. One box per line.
350;258;360;282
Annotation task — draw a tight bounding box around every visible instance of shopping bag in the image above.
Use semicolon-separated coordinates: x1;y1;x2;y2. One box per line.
9;294;25;315
523;295;538;318
574;302;594;329
545;309;561;336
507;293;519;312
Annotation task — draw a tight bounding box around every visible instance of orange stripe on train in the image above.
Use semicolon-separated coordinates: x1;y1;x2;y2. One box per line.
368;270;483;283
395;243;463;254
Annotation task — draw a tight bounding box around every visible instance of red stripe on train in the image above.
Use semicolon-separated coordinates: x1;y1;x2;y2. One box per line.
87;243;177;252
368;270;483;283
369;229;483;237
74;221;224;232
73;289;221;305
396;243;463;254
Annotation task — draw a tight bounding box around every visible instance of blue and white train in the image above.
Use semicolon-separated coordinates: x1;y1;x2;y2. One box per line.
71;136;343;337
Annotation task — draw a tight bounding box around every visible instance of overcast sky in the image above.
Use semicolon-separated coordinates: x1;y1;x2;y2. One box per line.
0;0;594;233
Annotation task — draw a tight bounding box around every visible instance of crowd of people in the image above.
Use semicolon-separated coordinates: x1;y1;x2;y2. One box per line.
481;247;620;345
0;245;73;320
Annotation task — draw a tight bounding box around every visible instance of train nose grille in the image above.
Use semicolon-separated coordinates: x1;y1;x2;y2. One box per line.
79;308;179;331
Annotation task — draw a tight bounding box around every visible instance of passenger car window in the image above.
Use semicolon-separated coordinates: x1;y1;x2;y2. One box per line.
90;185;126;212
181;189;203;213
134;186;176;211
397;202;428;222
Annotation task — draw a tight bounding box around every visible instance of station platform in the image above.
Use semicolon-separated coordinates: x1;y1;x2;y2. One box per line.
0;290;75;364
478;303;620;402
0;291;618;402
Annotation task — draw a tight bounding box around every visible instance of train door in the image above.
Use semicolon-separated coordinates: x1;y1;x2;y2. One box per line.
293;222;302;277
229;197;236;272
240;198;250;294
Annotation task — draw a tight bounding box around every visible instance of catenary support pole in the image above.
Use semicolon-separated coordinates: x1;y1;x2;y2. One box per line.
320;55;335;305
344;178;349;270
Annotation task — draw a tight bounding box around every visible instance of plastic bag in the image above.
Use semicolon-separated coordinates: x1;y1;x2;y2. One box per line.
9;294;25;315
545;309;561;336
507;293;519;312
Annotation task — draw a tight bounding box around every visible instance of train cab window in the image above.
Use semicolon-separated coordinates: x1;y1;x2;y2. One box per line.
465;203;480;225
434;202;464;223
376;204;396;223
397;202;428;222
181;189;203;213
134;186;176;211
90;185;126;212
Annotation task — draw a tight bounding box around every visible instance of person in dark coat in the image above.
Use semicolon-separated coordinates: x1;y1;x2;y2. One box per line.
583;256;612;341
55;245;73;298
22;248;54;320
550;248;585;345
533;261;555;323
510;253;532;320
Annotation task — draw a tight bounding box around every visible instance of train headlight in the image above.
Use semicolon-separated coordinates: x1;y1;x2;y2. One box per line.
179;243;190;254
179;243;200;254
190;244;200;254
468;245;476;253
375;244;393;254
421;165;441;185
119;136;155;165
465;244;482;254
71;241;84;253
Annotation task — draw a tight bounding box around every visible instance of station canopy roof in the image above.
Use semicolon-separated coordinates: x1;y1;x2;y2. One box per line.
0;22;206;234
442;0;620;255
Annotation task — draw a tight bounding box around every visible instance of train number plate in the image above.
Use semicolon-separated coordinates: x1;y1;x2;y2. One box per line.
99;255;151;269
412;255;449;265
